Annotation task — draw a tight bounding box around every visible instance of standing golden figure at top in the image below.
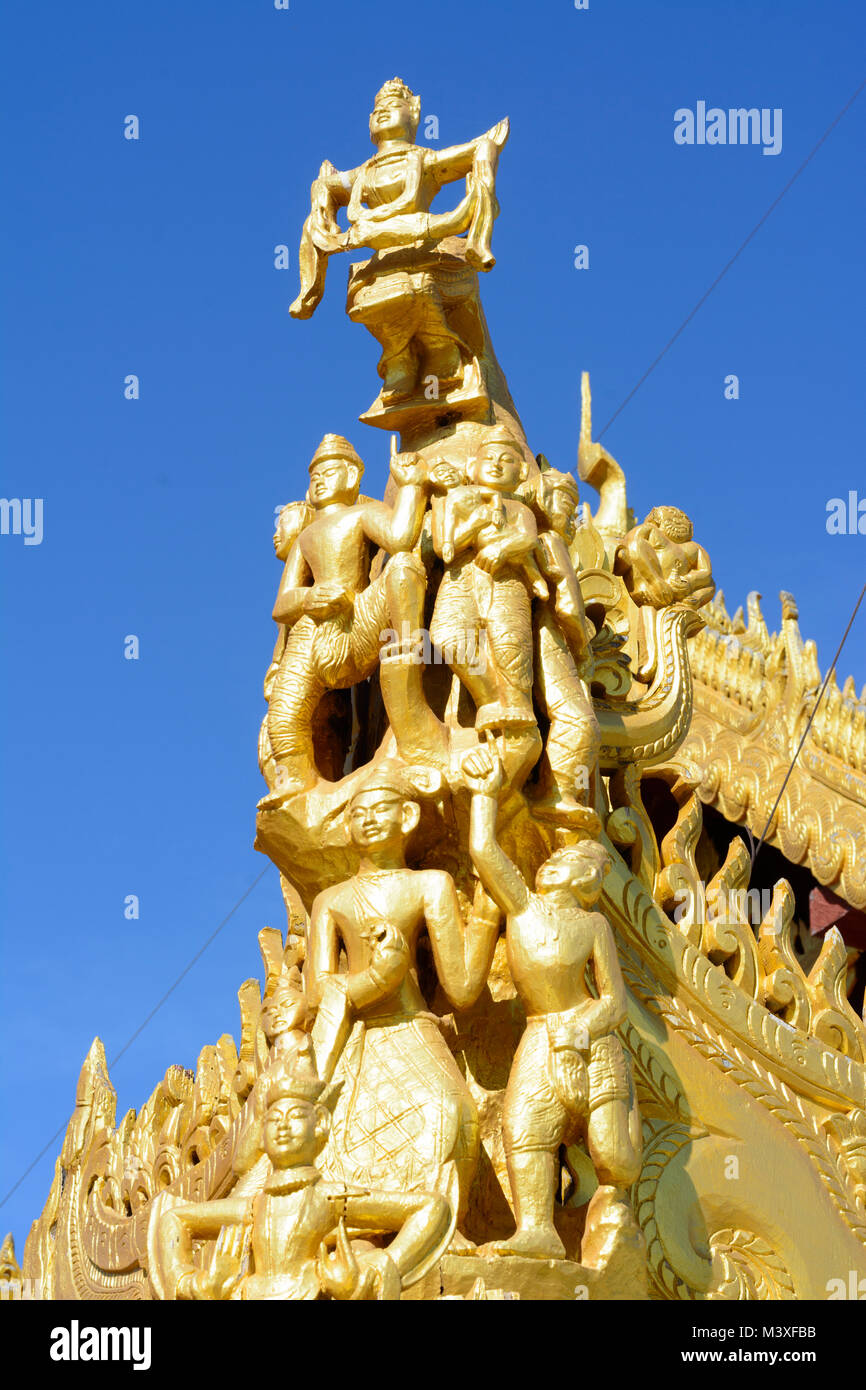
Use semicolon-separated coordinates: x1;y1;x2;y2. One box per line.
290;76;506;312
24;79;866;1308
290;78;509;429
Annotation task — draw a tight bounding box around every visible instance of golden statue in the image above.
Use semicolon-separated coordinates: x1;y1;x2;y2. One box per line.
232;950;314;1181
150;1055;450;1300
615;505;715;611
258;500;315;786
463;744;641;1259
429;427;544;785
524;465;601;825
19;82;866;1307
305;763;500;1240
263;432;432;795
290;78;508;425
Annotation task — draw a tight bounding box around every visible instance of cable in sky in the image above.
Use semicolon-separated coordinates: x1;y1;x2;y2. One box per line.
0;863;272;1210
597;78;866;440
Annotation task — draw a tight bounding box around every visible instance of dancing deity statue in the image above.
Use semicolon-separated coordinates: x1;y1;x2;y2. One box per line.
290;78;508;418
462;745;642;1260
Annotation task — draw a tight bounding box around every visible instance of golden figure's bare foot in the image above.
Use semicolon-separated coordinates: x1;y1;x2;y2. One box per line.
481;1228;566;1261
529;793;601;835
381;364;417;405
447;1230;477;1256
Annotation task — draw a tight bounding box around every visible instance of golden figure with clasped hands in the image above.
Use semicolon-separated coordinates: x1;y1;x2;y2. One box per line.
305;762;501;1243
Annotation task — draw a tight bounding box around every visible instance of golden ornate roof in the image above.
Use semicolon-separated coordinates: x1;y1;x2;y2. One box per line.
683;589;866;910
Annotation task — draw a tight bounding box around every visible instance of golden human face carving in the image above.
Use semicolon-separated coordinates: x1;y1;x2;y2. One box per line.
348;789;419;851
260;984;304;1042
535;849;608;904
307;459;359;507
369;95;416;146
469;443;524;491
263;1098;324;1169
545;486;578;542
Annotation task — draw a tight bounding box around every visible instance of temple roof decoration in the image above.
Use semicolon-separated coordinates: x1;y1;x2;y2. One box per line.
683;590;866;910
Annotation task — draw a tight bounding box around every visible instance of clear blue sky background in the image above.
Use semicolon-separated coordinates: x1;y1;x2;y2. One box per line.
1;0;864;1247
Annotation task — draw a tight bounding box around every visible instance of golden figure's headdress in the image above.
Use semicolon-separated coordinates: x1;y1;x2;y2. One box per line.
308;433;364;473
349;760;442;805
265;1057;325;1108
262;963;304;1004
551;838;610;873
479;424;523;450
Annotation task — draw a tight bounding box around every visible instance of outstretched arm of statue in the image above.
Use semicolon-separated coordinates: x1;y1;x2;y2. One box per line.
428;119;510;182
361;490;424;554
422;872;500;1010
156;1198;249;1300
583;913;628;1042
342;1187;452;1285
427;119;508;271
290;160;359;320
463;747;530;917
272;537;314;625
310;160;356;218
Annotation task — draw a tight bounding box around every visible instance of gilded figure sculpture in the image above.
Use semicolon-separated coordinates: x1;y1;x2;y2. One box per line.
615;505;715;611
263;432;432;795
304;762;500;1241
524;465;602;826
290;78;507;424
463;744;641;1259
150;1056;450;1300
429;427;544;784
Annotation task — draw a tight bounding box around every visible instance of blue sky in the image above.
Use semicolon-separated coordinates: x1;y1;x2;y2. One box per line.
1;0;864;1246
